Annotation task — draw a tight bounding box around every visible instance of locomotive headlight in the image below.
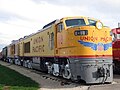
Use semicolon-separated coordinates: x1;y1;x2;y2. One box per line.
96;21;103;29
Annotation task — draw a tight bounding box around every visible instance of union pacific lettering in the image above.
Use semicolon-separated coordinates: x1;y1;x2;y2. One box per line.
32;45;44;53
100;37;112;42
80;36;98;42
33;37;43;44
32;36;44;53
80;36;112;42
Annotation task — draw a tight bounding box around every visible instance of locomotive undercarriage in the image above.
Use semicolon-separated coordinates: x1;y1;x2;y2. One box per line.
7;56;113;84
27;57;113;83
16;57;72;79
31;57;71;79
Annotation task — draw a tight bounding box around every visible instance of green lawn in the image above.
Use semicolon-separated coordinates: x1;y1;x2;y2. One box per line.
0;64;39;90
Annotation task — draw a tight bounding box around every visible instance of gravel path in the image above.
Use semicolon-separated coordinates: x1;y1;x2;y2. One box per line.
0;61;89;90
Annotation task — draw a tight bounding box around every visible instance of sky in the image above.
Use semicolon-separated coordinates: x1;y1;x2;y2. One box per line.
0;0;120;51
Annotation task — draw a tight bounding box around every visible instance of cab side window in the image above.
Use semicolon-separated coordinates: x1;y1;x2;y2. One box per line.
50;32;54;50
57;23;64;32
48;32;54;50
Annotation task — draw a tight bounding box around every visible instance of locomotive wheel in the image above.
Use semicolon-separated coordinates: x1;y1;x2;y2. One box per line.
9;59;12;64
51;64;59;76
62;68;71;79
25;61;28;68
23;61;27;67
23;61;25;67
28;61;32;69
52;71;59;76
18;60;21;66
52;66;59;76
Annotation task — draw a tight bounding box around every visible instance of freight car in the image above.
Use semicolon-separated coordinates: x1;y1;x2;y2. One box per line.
2;16;113;84
111;27;120;73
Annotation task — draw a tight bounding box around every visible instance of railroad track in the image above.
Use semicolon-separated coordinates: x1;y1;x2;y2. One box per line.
30;69;83;86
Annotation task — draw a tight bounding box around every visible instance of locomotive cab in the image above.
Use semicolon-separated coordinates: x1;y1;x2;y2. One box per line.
56;17;109;56
56;17;113;83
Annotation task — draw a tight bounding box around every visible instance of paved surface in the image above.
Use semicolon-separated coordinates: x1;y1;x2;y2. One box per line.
0;61;120;90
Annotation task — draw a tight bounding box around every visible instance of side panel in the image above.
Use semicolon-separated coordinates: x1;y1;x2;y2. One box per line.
11;44;15;58
19;40;24;57
23;37;31;57
23;25;55;57
7;45;11;58
15;43;19;57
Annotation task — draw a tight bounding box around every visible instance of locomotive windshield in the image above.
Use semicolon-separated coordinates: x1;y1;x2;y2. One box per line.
88;19;97;26
65;19;86;27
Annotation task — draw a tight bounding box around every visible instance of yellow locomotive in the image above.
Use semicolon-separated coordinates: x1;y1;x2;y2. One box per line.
2;16;113;84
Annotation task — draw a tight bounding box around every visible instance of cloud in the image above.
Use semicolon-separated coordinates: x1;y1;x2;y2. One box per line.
0;0;73;22
0;0;120;51
0;0;74;51
0;0;119;28
32;0;120;28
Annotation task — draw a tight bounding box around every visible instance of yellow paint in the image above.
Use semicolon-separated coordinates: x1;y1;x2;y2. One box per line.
19;40;24;57
8;16;112;58
56;17;112;57
7;44;15;58
22;25;55;57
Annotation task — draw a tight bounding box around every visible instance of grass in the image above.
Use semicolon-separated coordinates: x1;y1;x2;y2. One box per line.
0;64;39;90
